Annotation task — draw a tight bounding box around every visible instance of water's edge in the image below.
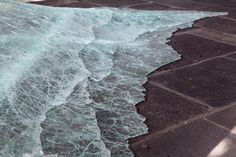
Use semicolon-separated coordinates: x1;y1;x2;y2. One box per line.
0;1;227;156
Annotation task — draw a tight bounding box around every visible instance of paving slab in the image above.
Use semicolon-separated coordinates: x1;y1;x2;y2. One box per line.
192;0;236;8
227;52;236;59
87;0;146;7
56;1;100;8
152;0;213;9
136;82;209;132
187;27;236;46
156;34;236;71
194;17;236;34
130;119;236;157
229;11;236;19
129;3;174;10
207;105;236;134
150;58;236;107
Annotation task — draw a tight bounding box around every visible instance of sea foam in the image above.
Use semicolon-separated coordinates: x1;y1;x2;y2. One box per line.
0;1;227;156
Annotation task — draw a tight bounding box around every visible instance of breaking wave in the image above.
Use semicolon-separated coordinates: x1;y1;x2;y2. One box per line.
0;1;226;156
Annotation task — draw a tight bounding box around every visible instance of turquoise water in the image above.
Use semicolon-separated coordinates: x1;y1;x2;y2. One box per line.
0;1;226;156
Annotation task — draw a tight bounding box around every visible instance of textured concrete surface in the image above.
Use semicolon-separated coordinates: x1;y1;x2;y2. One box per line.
130;119;236;157
136;82;209;132
194;17;236;34
149;58;236;107
156;34;236;70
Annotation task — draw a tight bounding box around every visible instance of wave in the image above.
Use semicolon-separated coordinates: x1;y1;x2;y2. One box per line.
0;1;227;156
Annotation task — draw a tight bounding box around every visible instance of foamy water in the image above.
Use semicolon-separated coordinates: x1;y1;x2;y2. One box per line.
0;1;226;156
